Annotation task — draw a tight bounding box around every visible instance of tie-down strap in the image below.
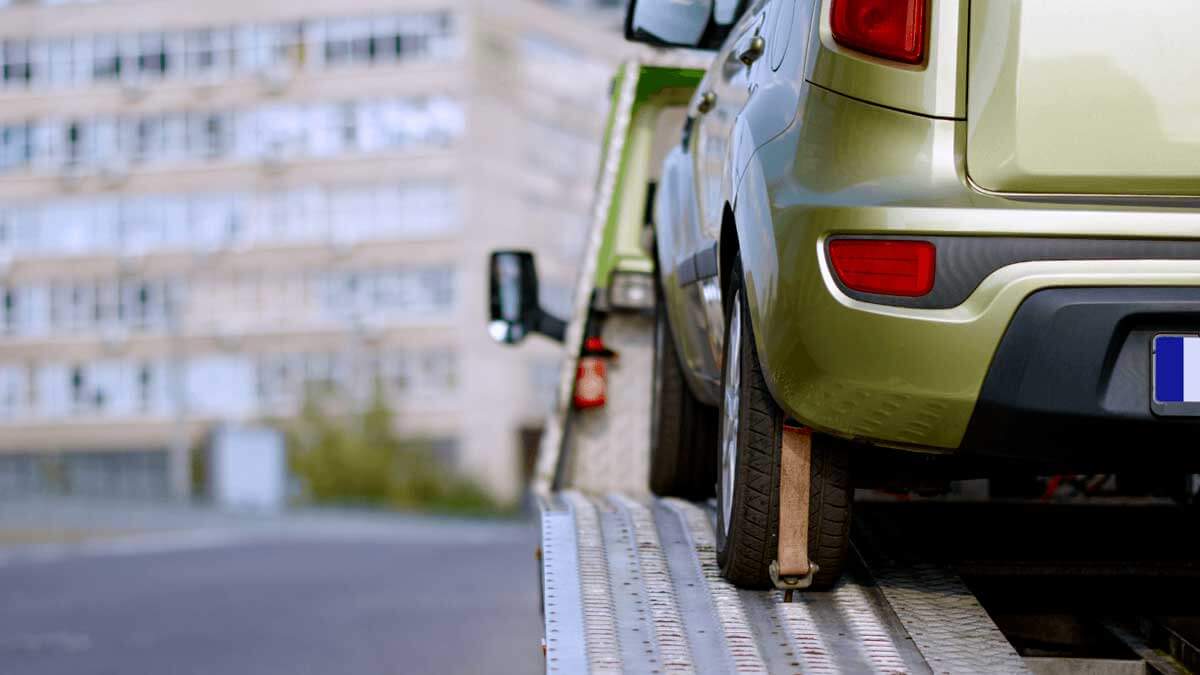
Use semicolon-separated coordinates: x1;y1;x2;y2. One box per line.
771;425;818;593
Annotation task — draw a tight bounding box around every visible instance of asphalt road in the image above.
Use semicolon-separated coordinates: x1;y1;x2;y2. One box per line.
0;508;542;675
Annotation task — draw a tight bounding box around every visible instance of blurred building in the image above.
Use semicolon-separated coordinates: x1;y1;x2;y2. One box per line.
0;0;627;502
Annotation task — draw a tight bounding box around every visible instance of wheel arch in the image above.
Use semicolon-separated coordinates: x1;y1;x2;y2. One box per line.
719;201;739;298
719;160;794;427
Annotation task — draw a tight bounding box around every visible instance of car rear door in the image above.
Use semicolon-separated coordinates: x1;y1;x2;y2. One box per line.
968;0;1200;198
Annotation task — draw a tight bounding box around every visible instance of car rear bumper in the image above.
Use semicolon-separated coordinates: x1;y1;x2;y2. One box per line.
959;287;1200;471
752;225;1200;460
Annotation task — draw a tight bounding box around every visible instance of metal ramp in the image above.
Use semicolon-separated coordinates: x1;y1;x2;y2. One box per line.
529;56;1031;675
540;491;1029;674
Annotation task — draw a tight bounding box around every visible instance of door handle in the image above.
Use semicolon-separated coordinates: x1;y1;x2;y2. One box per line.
697;90;718;115
738;36;766;66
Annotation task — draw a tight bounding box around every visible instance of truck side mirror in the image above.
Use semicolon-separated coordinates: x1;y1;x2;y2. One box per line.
488;250;567;345
625;0;716;49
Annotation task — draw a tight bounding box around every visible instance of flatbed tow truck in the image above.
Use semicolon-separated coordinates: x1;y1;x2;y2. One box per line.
490;56;1200;675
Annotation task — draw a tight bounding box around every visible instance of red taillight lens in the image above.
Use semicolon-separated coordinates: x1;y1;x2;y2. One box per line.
828;239;935;297
830;0;927;65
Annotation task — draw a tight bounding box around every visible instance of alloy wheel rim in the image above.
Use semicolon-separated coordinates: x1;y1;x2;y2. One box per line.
720;291;742;537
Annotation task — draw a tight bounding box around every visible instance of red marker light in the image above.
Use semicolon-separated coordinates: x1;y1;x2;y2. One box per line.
828;239;935;297
574;336;610;409
831;0;927;65
573;358;607;409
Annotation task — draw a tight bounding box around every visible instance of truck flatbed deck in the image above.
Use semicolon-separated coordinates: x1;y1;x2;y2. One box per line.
540;493;1200;674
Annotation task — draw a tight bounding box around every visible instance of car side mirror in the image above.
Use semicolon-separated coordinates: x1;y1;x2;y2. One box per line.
625;0;717;49
488;250;567;345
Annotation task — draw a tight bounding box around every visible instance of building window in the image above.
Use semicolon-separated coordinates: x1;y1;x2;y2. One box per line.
69;365;88;412
338;102;358;149
188;112;228;159
379;349;459;399
419;266;456;310
185;29;232;77
65;122;86;166
266;22;306;69
0;365;27;419
137;363;152;412
137;33;169;79
92;35;122;81
348;19;374;63
323;19;355;66
46;38;75;87
1;40;33;89
0;181;458;259
0;287;18;335
0;123;32;171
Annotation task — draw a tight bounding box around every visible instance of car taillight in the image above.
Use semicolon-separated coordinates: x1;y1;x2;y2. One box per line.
830;0;927;65
828;239;935;297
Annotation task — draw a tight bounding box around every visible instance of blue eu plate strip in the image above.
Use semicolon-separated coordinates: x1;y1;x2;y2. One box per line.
1155;335;1185;403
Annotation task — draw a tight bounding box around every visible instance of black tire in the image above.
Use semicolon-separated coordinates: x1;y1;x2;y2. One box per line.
650;281;718;499
715;258;852;590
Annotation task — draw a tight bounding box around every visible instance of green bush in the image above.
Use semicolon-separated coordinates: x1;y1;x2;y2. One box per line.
286;387;497;514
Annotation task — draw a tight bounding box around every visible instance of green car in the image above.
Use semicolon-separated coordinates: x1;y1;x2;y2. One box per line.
630;0;1200;589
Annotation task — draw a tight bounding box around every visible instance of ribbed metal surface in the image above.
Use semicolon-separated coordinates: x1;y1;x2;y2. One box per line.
775;588;840;674
652;499;733;674
609;495;694;672
830;578;917;673
563;491;622;672
595;495;665;670
665;499;769;673
863;561;1029;675
542;494;1029;674
853;514;1031;675
541;496;590;674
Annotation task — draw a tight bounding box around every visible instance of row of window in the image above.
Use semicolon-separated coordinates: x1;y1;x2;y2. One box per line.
256;349;458;413
193;266;458;330
0;451;169;501
0;96;463;174
0;265;457;337
518;33;613;114
0;347;459;421
0;11;456;92
0;182;460;258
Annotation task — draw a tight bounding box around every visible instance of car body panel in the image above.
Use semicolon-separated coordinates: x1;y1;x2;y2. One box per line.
691;2;766;247
669;0;819;399
806;0;967;119
657;144;724;403
967;0;1200;197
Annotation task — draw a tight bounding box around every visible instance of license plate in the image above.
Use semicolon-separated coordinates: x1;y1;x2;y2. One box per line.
1151;334;1200;415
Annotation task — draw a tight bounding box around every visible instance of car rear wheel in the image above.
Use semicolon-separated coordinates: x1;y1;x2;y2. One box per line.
649;280;717;499
715;257;852;590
